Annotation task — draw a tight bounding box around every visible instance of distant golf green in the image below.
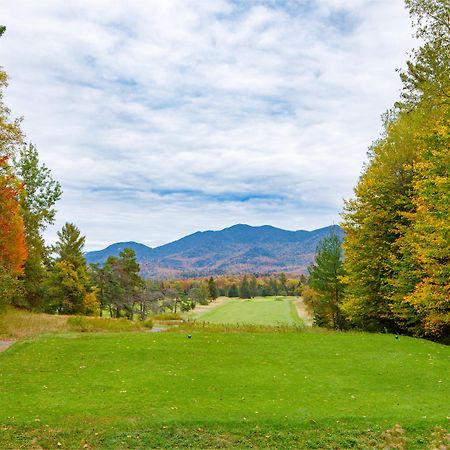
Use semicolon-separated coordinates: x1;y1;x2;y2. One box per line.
0;331;448;448
189;296;303;326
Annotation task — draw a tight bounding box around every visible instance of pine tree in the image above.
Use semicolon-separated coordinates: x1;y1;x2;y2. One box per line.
14;144;62;309
239;276;251;299
93;249;143;318
307;230;345;329
46;223;97;314
208;277;218;300
249;275;258;298
228;283;239;297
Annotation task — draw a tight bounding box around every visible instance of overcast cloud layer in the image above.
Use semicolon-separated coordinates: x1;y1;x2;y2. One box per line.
1;0;415;250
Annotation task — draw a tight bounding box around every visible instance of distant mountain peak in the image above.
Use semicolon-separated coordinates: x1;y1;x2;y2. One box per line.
85;224;343;278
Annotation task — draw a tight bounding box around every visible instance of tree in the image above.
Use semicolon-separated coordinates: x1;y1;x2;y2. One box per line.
46;223;97;314
341;0;449;340
341;115;418;331
0;158;27;274
397;119;450;339
268;277;279;295
0;27;27;309
53;223;86;267
278;273;287;295
307;230;345;329
189;281;210;305
14;144;62;309
115;248;143;318
249;275;258;298
163;287;185;314
239;276;251;299
90;261;117;317
134;280;165;319
0;66;24;159
0;157;27;309
397;0;449;110
208;276;218;300
45;260;88;314
92;249;143;318
228;283;239;297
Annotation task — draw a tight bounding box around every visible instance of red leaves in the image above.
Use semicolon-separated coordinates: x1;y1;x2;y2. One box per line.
0;171;27;275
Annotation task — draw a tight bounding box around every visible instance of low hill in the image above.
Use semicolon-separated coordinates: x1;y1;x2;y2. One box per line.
85;224;343;278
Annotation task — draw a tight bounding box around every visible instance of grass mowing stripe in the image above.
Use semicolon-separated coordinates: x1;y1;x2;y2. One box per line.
193;296;303;326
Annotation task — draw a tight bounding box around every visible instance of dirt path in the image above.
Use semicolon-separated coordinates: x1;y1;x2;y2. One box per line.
0;341;16;353
295;297;313;326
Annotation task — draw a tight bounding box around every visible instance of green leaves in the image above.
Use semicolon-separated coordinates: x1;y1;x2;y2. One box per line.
341;0;449;341
307;230;345;330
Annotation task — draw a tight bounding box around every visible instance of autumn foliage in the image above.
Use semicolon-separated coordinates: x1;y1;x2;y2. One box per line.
341;0;449;341
0;157;27;274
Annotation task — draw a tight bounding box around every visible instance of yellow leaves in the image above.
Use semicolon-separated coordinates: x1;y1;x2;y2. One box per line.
341;78;449;338
83;291;100;316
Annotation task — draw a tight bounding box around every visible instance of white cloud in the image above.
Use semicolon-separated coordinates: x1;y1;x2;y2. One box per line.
1;0;415;250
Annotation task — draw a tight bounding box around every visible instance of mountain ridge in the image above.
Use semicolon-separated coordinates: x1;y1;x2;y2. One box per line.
85;224;343;278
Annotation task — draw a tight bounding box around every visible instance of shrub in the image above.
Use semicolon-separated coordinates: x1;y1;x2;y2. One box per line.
67;316;144;333
152;312;182;321
142;318;154;329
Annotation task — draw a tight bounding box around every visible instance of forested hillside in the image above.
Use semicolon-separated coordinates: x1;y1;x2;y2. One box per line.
86;224;343;278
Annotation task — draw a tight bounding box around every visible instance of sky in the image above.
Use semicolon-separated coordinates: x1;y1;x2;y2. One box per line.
1;0;416;251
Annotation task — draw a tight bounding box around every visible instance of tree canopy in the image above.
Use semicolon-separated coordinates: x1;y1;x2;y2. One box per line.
341;0;449;341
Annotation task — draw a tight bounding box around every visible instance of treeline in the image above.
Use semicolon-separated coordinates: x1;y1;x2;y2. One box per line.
304;0;449;342
161;273;302;301
90;267;303;319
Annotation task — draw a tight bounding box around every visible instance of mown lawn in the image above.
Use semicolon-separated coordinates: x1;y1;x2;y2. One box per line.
190;296;303;326
0;331;448;448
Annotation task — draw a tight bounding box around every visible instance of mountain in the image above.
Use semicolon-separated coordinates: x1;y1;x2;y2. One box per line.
85;224;344;279
85;241;154;264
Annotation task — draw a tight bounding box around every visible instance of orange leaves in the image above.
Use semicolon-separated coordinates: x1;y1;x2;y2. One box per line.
0;169;27;275
0;155;27;275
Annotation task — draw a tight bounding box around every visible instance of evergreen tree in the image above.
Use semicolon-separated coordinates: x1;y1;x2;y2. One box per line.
116;248;143;318
228;283;239;297
307;230;345;329
208;276;218;300
46;223;97;314
93;249;143;318
91;256;122;317
278;273;287;295
249;275;258;298
53;223;87;268
14;144;62;309
239;276;251;299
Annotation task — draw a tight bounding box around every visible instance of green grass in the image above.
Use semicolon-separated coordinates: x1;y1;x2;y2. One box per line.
0;330;448;448
190;296;303;326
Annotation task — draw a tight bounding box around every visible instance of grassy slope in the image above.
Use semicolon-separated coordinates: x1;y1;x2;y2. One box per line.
0;331;448;448
191;296;303;326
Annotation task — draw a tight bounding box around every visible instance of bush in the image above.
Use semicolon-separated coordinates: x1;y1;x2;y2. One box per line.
152;312;182;321
67;316;144;333
142;318;154;329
